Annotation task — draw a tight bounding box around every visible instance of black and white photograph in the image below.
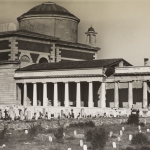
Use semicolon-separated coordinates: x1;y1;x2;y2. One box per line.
0;0;150;149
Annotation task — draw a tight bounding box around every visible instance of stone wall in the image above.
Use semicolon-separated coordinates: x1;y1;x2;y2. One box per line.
0;63;20;105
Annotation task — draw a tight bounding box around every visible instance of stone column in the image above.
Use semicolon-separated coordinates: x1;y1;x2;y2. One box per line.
114;82;119;108
43;82;47;107
143;81;148;108
65;82;69;107
100;82;106;108
54;82;58;106
23;83;27;106
76;82;81;107
33;83;37;106
128;82;133;108
88;82;93;107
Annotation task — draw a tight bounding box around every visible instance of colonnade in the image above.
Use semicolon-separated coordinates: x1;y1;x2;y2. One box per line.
22;81;95;107
21;80;149;109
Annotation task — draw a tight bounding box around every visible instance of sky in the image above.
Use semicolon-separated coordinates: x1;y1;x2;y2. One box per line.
0;0;150;66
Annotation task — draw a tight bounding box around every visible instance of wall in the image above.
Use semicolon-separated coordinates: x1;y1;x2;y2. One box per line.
0;63;20;105
19;17;78;43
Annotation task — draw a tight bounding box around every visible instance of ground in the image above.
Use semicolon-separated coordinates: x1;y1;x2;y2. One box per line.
0;117;150;150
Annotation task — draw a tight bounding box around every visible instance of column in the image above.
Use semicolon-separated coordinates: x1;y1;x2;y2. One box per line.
43;82;47;107
76;82;81;107
23;83;27;106
114;82;119;108
88;82;93;107
128;82;133;108
54;82;58;106
100;82;106;108
33;83;37;106
143;81;148;108
65;82;69;107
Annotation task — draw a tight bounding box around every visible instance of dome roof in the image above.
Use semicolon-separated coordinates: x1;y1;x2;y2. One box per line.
17;2;80;22
88;26;95;32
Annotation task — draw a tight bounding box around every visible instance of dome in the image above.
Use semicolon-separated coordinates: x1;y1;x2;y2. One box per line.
17;2;80;22
88;26;95;32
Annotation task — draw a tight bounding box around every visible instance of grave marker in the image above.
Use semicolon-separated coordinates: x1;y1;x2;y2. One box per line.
118;137;120;141
122;127;125;131
120;130;123;136
25;130;28;134
74;130;77;136
80;140;83;147
110;131;113;138
147;129;150;132
83;145;87;150
68;148;71;150
138;125;141;130
112;142;116;148
49;136;52;142
129;134;132;141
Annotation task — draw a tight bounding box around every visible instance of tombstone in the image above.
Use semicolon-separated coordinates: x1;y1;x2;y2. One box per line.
129;134;132;141
118;137;121;141
138;125;141;130
139;130;142;133
35;113;38;120
83;145;87;150
74;130;77;136
65;109;69;117
122;127;125;131
61;110;64;118
81;108;85;117
120;130;123;136
112;142;116;148
9;108;15;121
27;111;32;120
48;111;51;120
147;129;150;132
80;140;83;147
25;129;28;134
68;148;71;150
63;133;66;137
110;131;113;138
20;110;24;120
49;136;52;142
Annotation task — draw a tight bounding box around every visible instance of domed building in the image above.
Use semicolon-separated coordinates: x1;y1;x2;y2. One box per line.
0;1;150;118
18;2;80;43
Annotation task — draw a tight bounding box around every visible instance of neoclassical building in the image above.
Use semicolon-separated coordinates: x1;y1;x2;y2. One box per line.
0;1;150;116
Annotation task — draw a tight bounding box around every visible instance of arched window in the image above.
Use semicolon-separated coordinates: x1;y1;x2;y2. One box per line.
39;57;48;64
20;55;30;62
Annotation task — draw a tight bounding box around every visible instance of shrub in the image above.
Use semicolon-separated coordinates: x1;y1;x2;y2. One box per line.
139;122;145;127
127;113;139;125
140;146;150;150
54;127;64;143
0;124;7;139
86;127;108;150
28;122;43;138
131;133;148;145
69;121;95;128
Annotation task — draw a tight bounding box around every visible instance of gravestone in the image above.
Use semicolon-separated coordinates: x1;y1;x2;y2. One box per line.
81;108;85;117
129;134;132;141
20;110;24;120
25;130;28;134
122;127;125;131
112;142;116;148
61;110;64;118
27;111;32;120
49;136;52;142
83;145;87;150
80;140;83;147
65;109;69;117
110;131;113;138
118;137;120;141
138;125;141;130
48;111;51;119
68;148;71;150
120;130;123;136
147;129;150;132
74;130;77;136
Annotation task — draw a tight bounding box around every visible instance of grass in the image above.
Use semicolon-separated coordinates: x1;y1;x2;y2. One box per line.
0;118;150;150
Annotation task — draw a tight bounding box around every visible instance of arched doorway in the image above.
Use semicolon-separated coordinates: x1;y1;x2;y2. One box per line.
39;57;48;63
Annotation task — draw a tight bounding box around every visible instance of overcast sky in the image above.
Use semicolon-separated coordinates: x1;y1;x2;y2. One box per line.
0;0;150;66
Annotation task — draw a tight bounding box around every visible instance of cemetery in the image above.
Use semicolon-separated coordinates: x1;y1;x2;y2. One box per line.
0;106;150;149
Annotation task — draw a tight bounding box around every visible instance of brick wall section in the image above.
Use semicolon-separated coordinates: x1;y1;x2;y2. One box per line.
60;49;94;60
0;63;20;105
17;40;52;53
